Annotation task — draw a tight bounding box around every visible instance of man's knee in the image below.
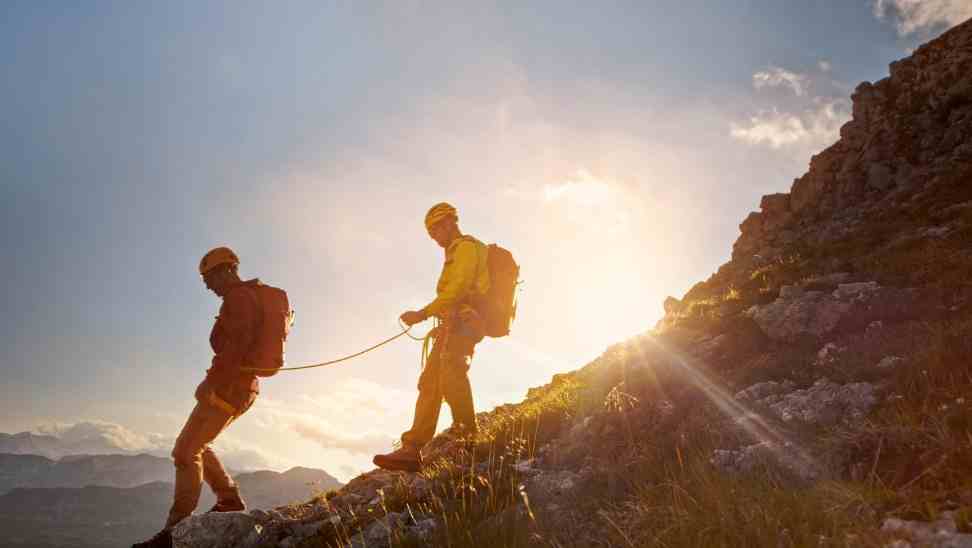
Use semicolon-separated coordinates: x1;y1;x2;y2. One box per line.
171;442;204;468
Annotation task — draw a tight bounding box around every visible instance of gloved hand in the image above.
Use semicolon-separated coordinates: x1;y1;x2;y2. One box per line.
400;310;427;326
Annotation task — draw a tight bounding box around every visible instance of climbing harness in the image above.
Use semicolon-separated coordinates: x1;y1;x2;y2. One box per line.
240;323;434;374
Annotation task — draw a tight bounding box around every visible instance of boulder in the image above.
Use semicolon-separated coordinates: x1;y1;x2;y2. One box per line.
171;512;266;548
734;380;796;402
745;287;851;342
710;440;819;480
523;470;583;514
745;282;896;342
882;512;972;548
764;379;877;426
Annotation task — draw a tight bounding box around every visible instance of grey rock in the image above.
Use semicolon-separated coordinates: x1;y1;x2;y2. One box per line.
407;517;438;541
523;470;582;512
877;356;905;369
815;342;844;366
766;379;877;426
746;282;882;342
514;459;540;476
350;512;405;548
710;441;819;480
832;282;880;301
922;225;951;238
882;512;972;547
171;512;265;548
735;381;796;402
746;290;849;342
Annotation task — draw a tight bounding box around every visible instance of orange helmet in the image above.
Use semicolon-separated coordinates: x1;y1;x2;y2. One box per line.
424;202;457;231
199;247;240;275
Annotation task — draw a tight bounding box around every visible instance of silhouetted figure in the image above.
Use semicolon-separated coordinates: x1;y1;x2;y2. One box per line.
133;247;267;548
373;203;488;472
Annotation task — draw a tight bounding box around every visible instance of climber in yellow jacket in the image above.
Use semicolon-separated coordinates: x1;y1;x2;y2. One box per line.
374;202;489;473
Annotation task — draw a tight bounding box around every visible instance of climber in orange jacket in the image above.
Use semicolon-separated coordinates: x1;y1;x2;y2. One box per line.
373;202;490;473
133;247;262;548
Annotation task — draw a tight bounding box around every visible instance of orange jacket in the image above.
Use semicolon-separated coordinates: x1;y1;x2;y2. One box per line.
206;279;261;398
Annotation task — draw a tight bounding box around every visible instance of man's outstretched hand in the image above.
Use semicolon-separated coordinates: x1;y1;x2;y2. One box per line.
400;310;427;326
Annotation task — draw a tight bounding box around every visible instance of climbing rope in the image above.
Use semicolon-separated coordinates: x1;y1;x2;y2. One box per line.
240;322;435;374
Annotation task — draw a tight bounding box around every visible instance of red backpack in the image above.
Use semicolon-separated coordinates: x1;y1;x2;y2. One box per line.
479;244;520;338
246;285;293;377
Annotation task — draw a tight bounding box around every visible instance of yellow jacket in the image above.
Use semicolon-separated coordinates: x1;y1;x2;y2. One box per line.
421;235;490;318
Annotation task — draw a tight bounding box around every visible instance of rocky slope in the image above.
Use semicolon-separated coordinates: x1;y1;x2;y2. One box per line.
170;18;972;548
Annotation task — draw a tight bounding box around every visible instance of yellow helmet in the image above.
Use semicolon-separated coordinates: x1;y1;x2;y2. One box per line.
199;246;240;275
424;202;457;231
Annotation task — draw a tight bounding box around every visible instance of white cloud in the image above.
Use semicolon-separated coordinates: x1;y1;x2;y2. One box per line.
35;420;168;455
752;67;810;96
731;110;809;148
732;59;851;154
292;421;393;455
873;0;972;35
208;438;290;472
28;419;290;472
730;99;849;150
246;379;410;459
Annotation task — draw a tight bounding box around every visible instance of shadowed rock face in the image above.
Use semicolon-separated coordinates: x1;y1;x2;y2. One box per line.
729;18;972;266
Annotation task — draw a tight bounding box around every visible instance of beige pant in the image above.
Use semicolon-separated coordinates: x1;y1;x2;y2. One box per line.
401;328;478;448
165;396;251;528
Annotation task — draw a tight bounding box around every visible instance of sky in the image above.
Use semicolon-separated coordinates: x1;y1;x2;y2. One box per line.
1;1;968;481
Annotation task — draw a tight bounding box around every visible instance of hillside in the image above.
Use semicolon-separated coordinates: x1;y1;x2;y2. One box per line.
164;17;972;548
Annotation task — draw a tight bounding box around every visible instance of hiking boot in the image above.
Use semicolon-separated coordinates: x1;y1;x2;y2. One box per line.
373;445;423;473
208;497;246;513
132;528;172;548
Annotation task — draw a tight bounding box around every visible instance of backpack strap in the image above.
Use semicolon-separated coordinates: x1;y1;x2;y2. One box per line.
237;285;264;363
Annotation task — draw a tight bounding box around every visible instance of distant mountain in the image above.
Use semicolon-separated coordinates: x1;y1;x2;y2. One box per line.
0;453;174;495
231;467;342;509
0;433;65;459
0;453;54;494
0;466;342;548
0;482;171;548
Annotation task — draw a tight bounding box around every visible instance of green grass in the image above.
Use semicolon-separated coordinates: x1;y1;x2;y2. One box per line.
299;299;972;548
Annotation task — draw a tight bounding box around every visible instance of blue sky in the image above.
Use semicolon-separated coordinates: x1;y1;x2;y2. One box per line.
1;1;967;479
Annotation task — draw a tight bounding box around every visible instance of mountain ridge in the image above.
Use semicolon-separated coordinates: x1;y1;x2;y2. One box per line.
0;465;342;548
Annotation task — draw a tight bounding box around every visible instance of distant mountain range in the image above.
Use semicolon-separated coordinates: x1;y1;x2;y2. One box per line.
0;452;342;548
0;432;165;460
0;433;65;458
0;453;173;494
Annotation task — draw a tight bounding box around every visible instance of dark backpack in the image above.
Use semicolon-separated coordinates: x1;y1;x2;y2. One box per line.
246;285;294;377
479;244;520;338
